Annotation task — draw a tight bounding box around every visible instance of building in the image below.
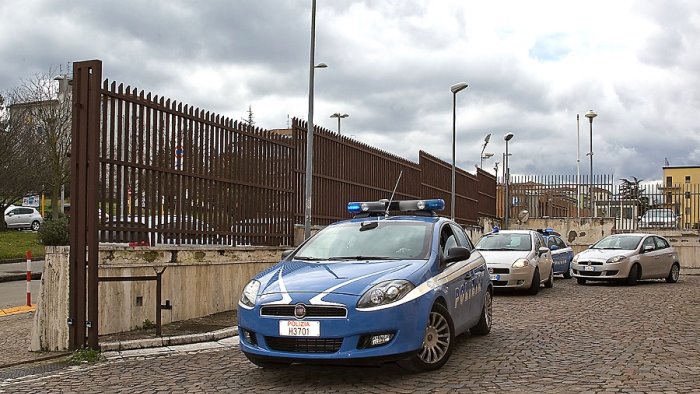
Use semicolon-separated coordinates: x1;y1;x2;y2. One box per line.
660;165;700;229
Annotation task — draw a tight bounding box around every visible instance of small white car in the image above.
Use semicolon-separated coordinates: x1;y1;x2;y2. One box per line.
4;205;43;231
475;229;554;295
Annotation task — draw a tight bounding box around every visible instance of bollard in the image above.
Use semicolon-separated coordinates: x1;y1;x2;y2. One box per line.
26;250;32;307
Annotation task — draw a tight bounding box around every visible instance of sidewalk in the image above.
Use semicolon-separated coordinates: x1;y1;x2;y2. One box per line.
0;309;238;369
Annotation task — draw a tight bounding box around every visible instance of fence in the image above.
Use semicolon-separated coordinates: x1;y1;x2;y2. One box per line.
497;174;700;232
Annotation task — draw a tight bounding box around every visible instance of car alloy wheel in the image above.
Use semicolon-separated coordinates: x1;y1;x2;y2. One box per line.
31;221;40;231
470;290;492;336
666;264;680;283
399;303;454;372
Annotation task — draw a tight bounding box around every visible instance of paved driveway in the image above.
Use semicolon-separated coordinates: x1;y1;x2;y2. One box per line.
2;276;699;393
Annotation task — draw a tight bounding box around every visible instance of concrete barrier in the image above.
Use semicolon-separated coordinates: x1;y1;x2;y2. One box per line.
31;245;284;351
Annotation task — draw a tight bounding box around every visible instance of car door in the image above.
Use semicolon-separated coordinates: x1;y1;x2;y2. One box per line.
556;236;574;270
534;233;553;280
5;208;21;229
638;236;657;279
451;223;485;327
547;236;565;273
652;236;674;278
440;223;474;333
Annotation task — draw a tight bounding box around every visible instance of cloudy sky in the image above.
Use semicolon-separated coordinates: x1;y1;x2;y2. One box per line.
1;0;699;184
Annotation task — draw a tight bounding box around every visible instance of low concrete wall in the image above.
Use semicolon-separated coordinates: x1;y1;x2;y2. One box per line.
31;245;282;351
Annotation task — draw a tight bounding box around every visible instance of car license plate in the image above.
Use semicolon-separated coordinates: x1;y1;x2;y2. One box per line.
584;265;595;272
490;274;500;281
279;320;320;337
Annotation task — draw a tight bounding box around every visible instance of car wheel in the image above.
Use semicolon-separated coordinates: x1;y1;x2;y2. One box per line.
544;267;554;288
526;268;540;295
563;263;572;279
470;289;492;336
398;303;454;372
243;353;290;369
30;221;40;231
625;264;640;286
666;263;680;283
576;278;586;285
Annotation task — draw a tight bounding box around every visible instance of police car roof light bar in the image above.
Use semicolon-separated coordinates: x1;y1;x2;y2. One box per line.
347;199;445;217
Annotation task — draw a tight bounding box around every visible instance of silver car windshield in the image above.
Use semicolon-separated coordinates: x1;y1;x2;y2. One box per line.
294;220;433;261
476;233;532;252
592;235;642;250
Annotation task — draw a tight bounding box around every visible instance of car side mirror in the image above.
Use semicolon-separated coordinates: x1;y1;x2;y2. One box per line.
281;249;294;260
444;246;471;265
538;247;550;256
642;245;654;253
549;245;559;251
6;212;13;217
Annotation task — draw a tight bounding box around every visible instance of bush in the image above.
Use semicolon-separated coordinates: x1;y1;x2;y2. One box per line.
38;216;70;246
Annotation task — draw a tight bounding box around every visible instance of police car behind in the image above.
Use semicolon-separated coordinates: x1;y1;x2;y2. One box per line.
538;228;574;279
238;199;492;372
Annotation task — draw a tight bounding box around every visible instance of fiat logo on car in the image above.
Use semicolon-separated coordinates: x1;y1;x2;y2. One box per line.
294;303;307;319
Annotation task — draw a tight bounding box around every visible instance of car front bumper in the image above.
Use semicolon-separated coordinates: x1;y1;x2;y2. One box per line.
489;266;535;289
238;294;432;363
571;261;631;280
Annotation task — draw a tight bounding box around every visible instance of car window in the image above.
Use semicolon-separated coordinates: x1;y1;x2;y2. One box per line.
592;235;642;250
642;237;656;250
654;236;670;249
19;208;33;215
294;220;433;260
450;223;473;250
440;224;457;257
476;233;532;252
555;237;567;249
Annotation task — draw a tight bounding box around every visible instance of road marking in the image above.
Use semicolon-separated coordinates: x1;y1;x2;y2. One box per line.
0;304;36;316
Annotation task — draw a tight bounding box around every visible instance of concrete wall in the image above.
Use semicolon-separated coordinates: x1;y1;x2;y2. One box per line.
31;245;283;351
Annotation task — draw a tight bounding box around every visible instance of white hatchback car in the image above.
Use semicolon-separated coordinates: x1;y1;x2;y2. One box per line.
4;205;43;231
475;229;554;295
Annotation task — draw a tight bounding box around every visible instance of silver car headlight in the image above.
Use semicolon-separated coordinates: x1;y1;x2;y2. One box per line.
240;279;261;308
572;255;579;263
606;255;627;264
512;258;529;268
357;280;414;309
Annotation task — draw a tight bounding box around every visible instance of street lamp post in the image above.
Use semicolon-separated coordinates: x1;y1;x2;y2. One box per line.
480;133;491;168
585;109;597;216
450;82;468;221
504;132;514;228
303;0;328;240
330;113;349;134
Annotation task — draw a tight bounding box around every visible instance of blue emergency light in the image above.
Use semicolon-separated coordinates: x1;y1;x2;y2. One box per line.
347;199;445;215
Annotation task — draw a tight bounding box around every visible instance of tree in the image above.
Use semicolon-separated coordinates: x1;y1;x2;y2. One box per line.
619;176;650;214
4;70;72;219
0;93;48;230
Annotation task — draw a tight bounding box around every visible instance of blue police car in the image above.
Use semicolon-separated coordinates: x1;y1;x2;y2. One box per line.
538;228;574;279
238;199;492;371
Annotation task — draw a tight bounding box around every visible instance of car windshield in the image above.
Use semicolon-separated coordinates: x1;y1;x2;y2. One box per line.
475;233;532;252
294;220;433;261
642;209;675;219
591;235;642;250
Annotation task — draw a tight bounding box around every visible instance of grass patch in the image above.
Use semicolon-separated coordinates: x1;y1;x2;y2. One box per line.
0;231;45;261
68;348;102;365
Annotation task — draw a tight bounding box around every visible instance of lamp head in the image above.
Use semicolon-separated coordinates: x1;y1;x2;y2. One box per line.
585;109;597;119
504;132;514;141
314;62;328;68
482;152;494;159
450;82;469;94
484;133;491;144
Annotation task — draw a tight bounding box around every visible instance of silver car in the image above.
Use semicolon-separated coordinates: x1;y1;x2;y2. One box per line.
475;229;554;295
571;233;680;285
4;205;43;231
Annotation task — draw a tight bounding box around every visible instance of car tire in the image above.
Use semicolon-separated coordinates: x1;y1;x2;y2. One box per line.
243;353;290;369
544;267;554;288
625;264;640;286
576;278;586;285
398;303;454;372
563;263;572;279
527;268;540;295
666;263;680;283
30;221;40;231
470;289;492;336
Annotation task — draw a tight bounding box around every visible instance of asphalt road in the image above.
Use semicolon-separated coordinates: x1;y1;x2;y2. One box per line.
2;275;699;393
0;279;41;309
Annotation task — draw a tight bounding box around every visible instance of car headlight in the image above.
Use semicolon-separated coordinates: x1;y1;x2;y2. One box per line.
512;258;529;268
606;255;627;264
572;255;579;263
357;280;414;309
240;279;260;308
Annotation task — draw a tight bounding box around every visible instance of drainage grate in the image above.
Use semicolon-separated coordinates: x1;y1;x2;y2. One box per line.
0;361;71;381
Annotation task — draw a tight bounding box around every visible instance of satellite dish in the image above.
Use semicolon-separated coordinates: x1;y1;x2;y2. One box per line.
517;210;530;224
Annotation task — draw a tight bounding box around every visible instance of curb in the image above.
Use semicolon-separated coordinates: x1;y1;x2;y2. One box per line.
99;326;238;352
0;273;41;283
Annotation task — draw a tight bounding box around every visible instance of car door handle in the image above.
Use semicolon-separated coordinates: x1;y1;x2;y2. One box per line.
464;273;472;280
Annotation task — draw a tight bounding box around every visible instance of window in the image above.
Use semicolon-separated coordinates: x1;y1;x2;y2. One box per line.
440;225;457;257
450;223;472;250
642;237;656;250
654;237;669;249
666;176;673;187
556;237;567;249
685;176;691;183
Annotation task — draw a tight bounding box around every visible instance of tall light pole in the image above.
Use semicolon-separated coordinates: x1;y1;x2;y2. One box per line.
303;0;328;240
480;133;491;169
504;132;514;228
585;109;597;216
576;114;581;218
330;113;349;134
450;82;468;220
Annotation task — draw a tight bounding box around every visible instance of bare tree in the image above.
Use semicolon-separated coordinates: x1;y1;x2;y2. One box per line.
4;70;72;219
0;93;47;230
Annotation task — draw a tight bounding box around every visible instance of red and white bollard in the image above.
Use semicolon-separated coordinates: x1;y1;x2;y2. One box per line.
26;250;32;307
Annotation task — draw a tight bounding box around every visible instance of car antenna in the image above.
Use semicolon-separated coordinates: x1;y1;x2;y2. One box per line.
385;170;403;219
